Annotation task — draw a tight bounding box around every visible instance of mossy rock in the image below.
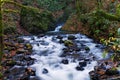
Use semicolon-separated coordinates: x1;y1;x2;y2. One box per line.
64;40;74;47
4;26;16;34
85;46;90;51
20;8;55;34
25;43;32;50
6;60;16;66
0;72;3;78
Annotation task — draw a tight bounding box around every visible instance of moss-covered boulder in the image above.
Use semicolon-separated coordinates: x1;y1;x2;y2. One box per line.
20;8;55;34
64;40;74;47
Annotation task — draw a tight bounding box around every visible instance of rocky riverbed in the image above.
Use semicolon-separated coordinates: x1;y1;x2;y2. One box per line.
1;33;120;80
1;34;39;80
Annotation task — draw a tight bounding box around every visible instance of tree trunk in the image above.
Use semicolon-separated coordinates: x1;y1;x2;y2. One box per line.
0;1;3;62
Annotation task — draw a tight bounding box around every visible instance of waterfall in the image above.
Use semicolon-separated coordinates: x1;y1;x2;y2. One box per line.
54;25;62;32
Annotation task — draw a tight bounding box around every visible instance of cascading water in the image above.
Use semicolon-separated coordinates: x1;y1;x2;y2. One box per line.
22;25;104;80
54;25;62;32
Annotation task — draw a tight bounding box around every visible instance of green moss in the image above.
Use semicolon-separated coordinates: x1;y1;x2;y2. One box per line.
4;26;16;34
20;8;55;34
0;72;3;78
64;40;73;47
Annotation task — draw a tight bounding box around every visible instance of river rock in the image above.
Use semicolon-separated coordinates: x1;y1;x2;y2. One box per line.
89;71;99;80
64;40;73;47
25;67;36;76
4;60;16;66
61;59;69;64
31;37;35;40
75;66;84;71
89;59;120;80
68;35;76;40
56;35;63;39
17;38;25;43
10;66;25;75
105;69;119;76
79;61;87;67
37;34;45;38
25;43;32;50
59;39;64;43
19;74;29;80
42;68;48;74
85;46;90;51
16;49;27;54
13;54;35;66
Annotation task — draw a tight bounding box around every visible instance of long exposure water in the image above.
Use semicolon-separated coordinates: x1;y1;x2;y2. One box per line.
22;25;104;80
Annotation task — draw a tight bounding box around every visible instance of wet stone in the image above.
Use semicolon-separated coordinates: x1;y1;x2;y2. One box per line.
42;68;48;74
10;66;25;75
105;69;119;76
75;66;84;71
23;56;35;61
56;35;63;39
79;61;87;67
61;59;69;64
59;39;64;43
84;58;90;61
85;46;90;51
16;49;27;54
25;68;36;76
89;71;99;80
37;43;39;46
17;38;25;43
37;34;45;38
68;35;76;40
5;60;16;66
20;74;29;80
31;37;35;40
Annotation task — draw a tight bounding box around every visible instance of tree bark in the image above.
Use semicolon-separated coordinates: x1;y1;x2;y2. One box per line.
0;1;3;62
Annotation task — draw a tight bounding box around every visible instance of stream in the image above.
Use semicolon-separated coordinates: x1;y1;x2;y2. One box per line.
22;25;105;80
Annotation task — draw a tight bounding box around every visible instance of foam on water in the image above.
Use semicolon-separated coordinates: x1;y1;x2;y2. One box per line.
22;25;104;80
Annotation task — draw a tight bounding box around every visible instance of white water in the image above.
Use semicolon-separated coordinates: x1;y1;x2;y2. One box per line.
23;26;104;80
54;25;62;32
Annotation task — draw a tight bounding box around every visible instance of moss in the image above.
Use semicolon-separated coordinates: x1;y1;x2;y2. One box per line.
20;8;55;34
25;43;32;50
0;72;3;78
64;40;73;47
4;26;16;34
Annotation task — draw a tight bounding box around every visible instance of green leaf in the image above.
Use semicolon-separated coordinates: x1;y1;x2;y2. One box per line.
118;28;120;36
102;50;108;58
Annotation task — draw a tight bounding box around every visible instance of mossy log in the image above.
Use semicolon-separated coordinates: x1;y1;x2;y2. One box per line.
93;9;119;21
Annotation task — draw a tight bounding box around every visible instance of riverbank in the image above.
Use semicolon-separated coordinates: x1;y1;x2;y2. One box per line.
1;32;120;80
0;34;40;80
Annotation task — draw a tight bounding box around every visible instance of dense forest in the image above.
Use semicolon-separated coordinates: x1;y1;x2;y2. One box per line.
0;0;120;80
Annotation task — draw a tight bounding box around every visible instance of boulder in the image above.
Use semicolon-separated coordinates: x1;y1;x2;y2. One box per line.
89;60;120;80
42;68;48;74
25;67;36;76
75;66;84;71
56;35;63;39
61;59;69;64
16;49;27;54
68;35;76;40
64;40;73;47
79;61;87;67
25;43;32;50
